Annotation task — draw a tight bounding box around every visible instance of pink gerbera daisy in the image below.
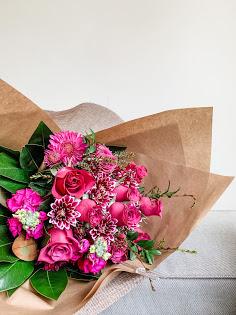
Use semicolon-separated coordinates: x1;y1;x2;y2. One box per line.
45;131;87;166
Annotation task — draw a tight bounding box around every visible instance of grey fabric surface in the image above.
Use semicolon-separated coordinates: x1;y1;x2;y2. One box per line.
102;278;236;315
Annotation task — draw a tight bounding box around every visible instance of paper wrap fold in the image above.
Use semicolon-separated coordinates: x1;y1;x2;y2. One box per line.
0;80;233;314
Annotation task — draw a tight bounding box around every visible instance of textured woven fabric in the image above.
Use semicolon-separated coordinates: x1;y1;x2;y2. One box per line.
102;278;236;315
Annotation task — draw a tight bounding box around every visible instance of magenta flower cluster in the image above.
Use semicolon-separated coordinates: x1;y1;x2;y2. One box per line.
6;130;163;275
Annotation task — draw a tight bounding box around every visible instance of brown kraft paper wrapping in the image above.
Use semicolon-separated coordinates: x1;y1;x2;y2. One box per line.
0;80;233;314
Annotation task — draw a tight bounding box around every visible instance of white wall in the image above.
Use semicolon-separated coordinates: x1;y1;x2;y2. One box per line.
0;0;235;209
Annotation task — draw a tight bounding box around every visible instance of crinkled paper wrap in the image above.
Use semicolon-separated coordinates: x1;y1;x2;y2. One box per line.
0;80;233;314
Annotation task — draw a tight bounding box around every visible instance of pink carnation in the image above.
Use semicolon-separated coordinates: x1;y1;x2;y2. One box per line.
78;253;107;274
7;218;22;237
45;131;87;166
7;188;42;213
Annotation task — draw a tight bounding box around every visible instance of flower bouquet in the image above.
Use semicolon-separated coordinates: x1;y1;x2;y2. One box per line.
0;80;233;315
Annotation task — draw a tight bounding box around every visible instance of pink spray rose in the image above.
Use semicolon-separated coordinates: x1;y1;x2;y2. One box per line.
113;185;128;202
38;228;81;265
7;188;42;213
52;167;95;199
95;144;114;158
109;202;141;227
125;162;148;183
140;197;163;217
78;253;107;274
76;199;96;222
114;185;140;202
134;227;151;242
95;144;117;173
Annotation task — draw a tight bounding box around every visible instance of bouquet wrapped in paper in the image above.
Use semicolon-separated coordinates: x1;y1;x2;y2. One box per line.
0;80;233;315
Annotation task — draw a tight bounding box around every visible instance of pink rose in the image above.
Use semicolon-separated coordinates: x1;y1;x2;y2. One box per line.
7;218;22;237
126;162;147;183
38;228;81;265
77;199;96;222
114;185;140;202
78;253;107;274
123;204;142;227
113;185;128;202
140;197;163;217
52;167;95;199
109;202;141;227
136;165;148;180
96;144;117;173
134;227;151;242
95;144;114;158
126;187;141;202
7;188;42;213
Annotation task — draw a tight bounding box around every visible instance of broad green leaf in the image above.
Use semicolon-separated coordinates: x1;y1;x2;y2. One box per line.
38;196;53;212
66;267;100;282
7;286;19;297
20;121;53;172
28;121;52;147
136;240;155;250
0;146;19;159
143;249;154;264
20;145;44;173
0;177;27;193
0;225;18;263
149;249;161;256
127;231;139;241
0;153;18;168
30;269;68;300
28;182;49;197
130;244;138;253
0;205;11;224
107;145;127;154
0;153;29;183
0;260;34;292
129;251;137;261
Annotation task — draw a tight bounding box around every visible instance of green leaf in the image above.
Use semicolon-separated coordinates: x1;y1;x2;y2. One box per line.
20;121;53;172
28;182;49;197
130;244;138;253
149;249;161;256
28;121;52;147
39;196;53;212
0;260;34;292
66;267;100;282
137;240;155;250
0;177;27;193
127;231;139;241
7;286;19;297
20;144;47;173
0;205;11;224
0;225;18;263
30;269;68;300
0;153;29;183
129;251;137;261
107;145;127;154
143;250;154;264
0;146;20;159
